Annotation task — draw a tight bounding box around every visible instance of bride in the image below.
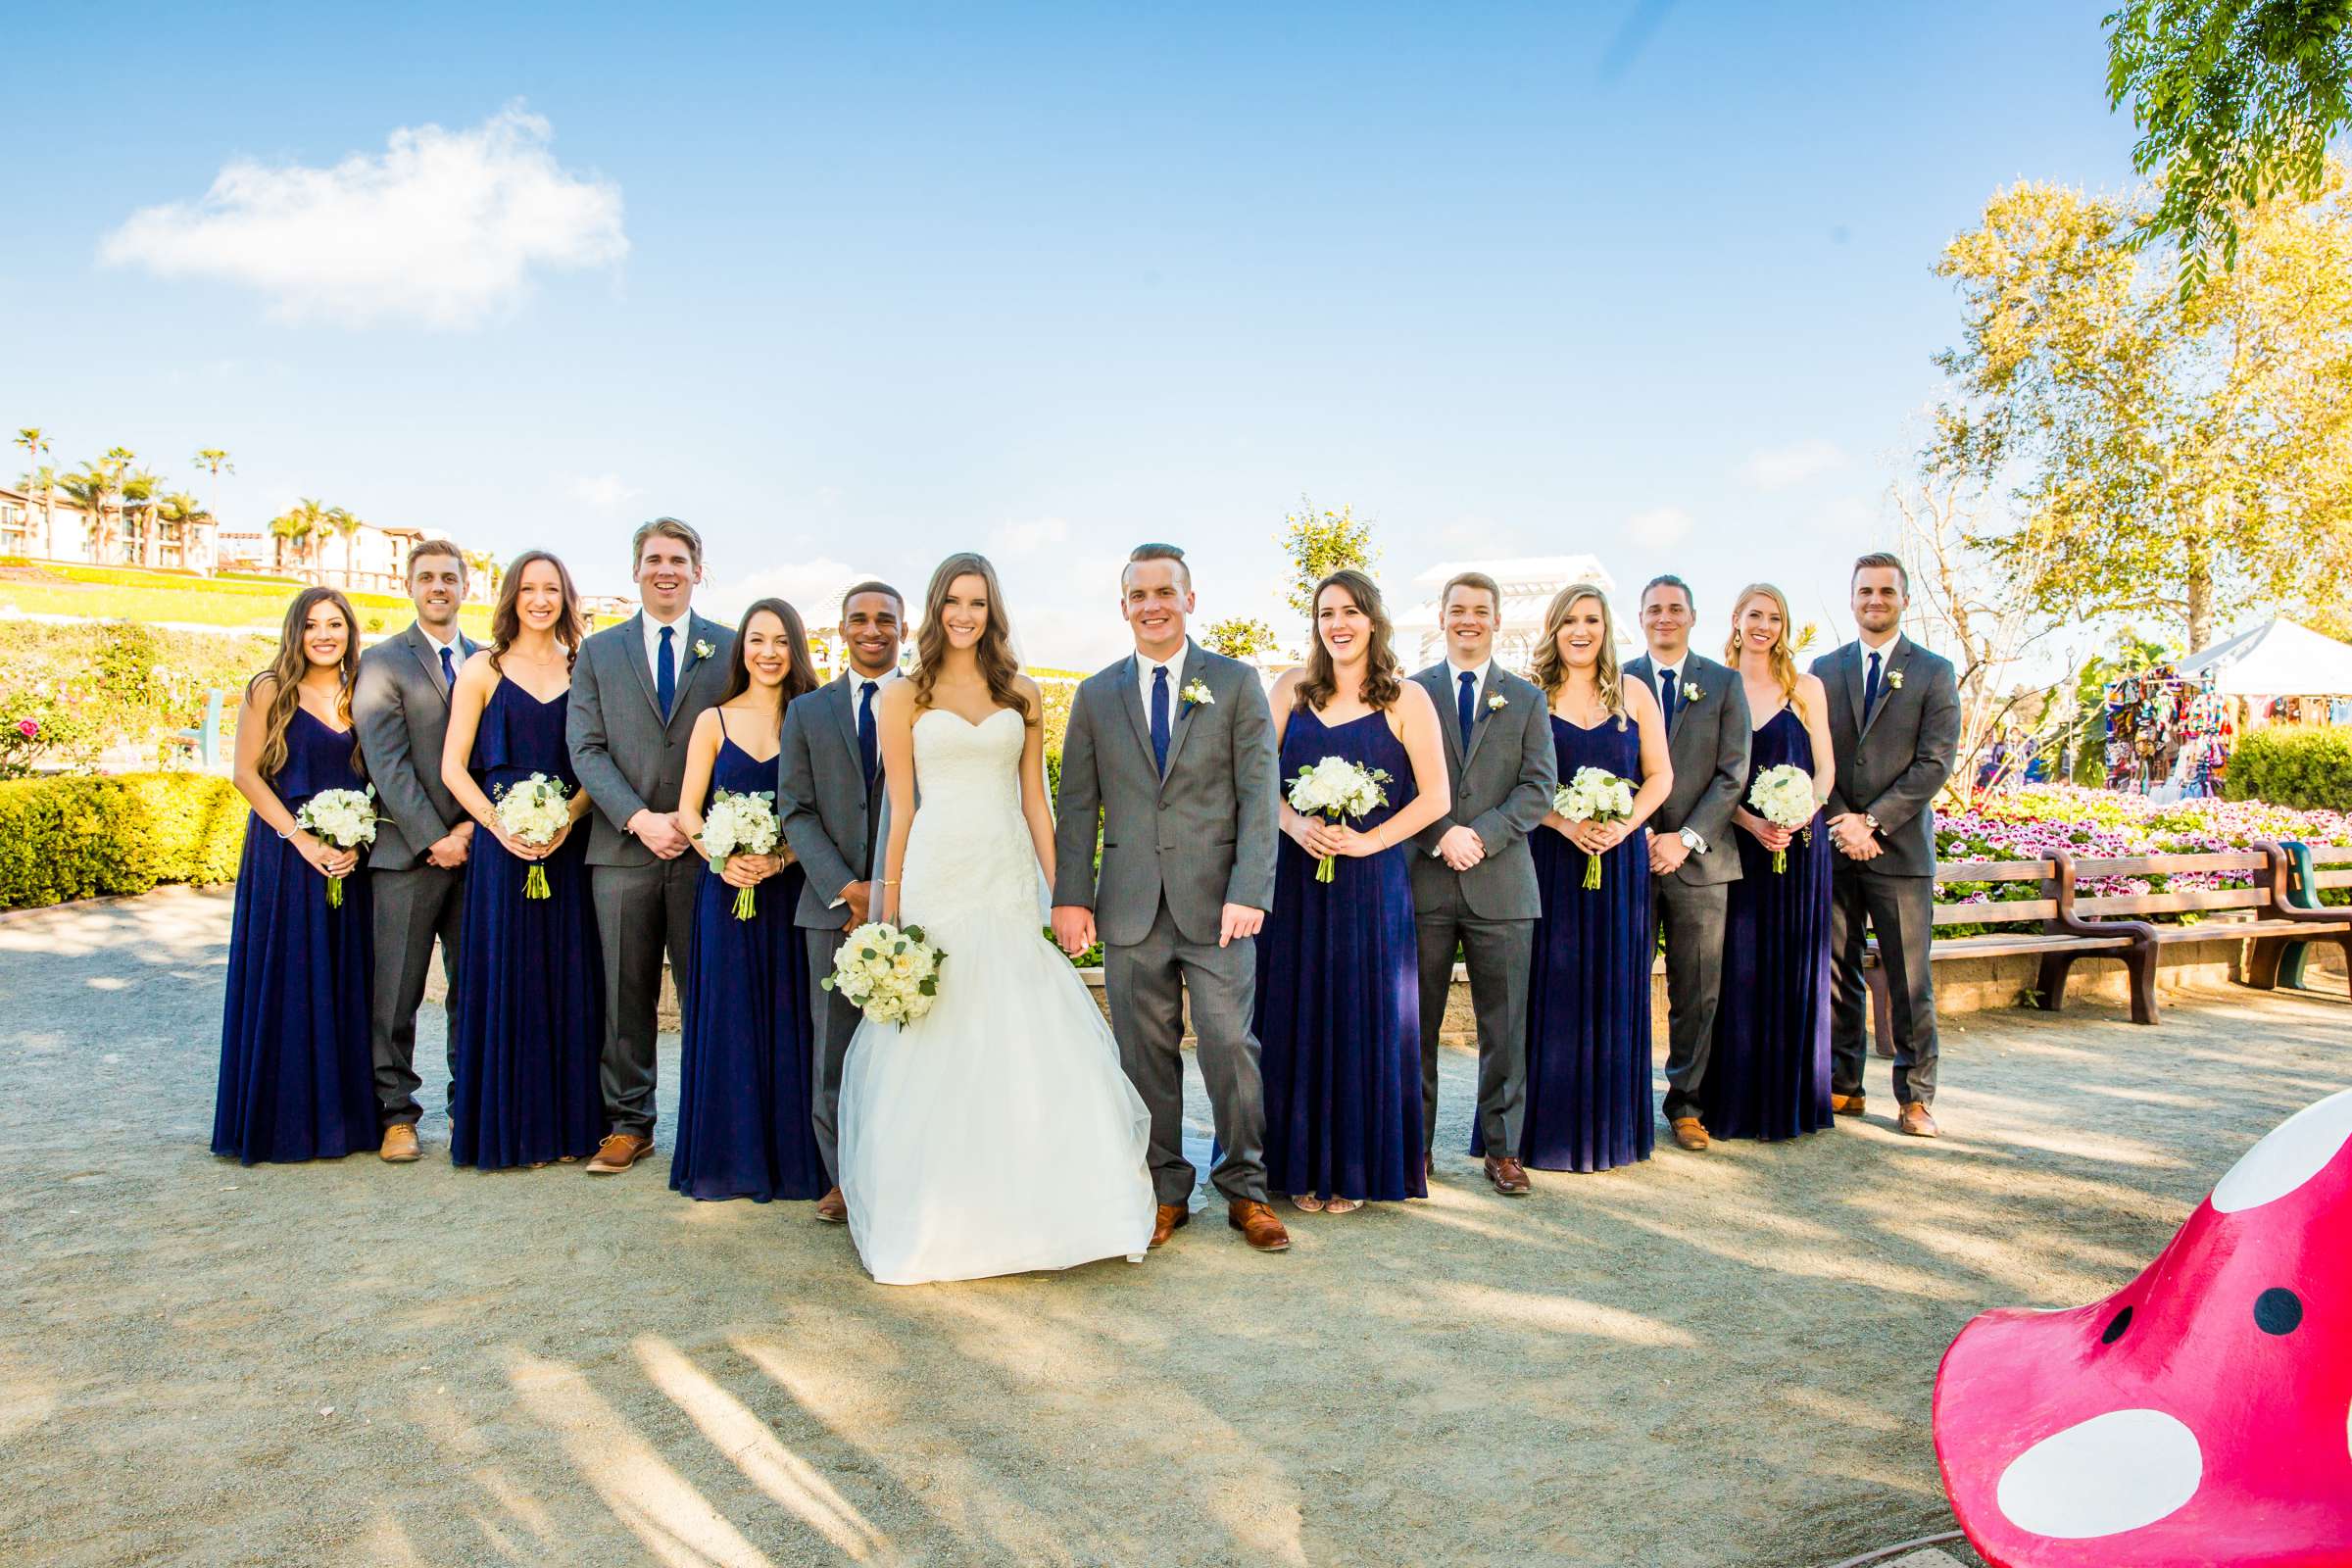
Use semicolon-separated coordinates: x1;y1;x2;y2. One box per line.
837;552;1156;1284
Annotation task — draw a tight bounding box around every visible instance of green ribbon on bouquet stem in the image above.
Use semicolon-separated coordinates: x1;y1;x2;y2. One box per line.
1582;851;1602;891
1772;847;1788;874
731;873;758;921
1314;809;1345;883
326;873;345;908
523;863;550;900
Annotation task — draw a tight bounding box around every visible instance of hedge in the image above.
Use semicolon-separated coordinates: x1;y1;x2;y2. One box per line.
0;772;248;910
2225;725;2352;813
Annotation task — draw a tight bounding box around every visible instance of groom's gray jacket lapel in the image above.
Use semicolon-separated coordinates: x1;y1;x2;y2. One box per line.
566;610;735;866
1811;634;1961;880
779;672;890;929
1405;662;1555;922
1623;652;1749;888
1053;643;1278;948
354;619;471;871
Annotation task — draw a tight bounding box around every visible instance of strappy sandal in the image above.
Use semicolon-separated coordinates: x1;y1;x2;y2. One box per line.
1323;1197;1363;1215
1292;1193;1325;1213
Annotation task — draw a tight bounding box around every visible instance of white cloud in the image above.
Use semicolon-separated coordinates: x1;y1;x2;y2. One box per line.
1737;439;1848;491
99;104;626;329
568;473;642;510
988;515;1071;556
1624;506;1693;549
705;557;873;623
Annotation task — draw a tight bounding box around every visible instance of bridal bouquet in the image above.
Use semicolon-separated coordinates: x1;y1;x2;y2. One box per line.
823;922;946;1028
1747;763;1818;874
701;787;782;920
493;773;571;900
295;786;377;909
1554;766;1635;890
1287;756;1393;883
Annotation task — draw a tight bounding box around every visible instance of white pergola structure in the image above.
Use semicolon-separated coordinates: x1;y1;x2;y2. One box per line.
1396;555;1621;672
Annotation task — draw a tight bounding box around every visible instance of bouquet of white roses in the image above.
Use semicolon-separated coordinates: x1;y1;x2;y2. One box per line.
295;786;377;908
822;921;946;1027
702;787;782;920
1286;755;1394;883
493;773;571;900
1554;765;1635;890
1746;763;1818;874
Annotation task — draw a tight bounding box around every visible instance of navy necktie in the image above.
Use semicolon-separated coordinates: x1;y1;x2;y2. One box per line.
858;680;879;791
1658;667;1678;731
1863;649;1883;720
439;645;456;690
657;624;676;720
1456;670;1476;749
1151;666;1171;775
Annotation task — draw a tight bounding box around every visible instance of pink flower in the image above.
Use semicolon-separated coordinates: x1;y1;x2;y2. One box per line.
15;718;35;739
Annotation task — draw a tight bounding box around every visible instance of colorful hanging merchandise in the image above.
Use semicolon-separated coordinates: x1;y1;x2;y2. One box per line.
2104;665;2230;797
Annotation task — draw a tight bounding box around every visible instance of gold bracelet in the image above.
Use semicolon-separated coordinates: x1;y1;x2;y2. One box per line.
881;878;901;887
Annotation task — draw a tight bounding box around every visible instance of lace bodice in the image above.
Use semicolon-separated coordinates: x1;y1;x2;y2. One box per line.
899;707;1049;940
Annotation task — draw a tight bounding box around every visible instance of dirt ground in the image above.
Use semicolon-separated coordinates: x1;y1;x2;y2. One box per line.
3;885;2346;1568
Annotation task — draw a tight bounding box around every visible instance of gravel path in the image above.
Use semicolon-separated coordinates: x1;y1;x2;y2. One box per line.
4;885;2345;1567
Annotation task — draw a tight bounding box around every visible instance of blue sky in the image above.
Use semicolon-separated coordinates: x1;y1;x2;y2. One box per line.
4;2;2142;665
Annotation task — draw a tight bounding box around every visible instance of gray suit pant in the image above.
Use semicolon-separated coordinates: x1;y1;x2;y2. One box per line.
1829;869;1939;1106
1653;876;1729;1123
1103;899;1268;1205
1414;881;1533;1156
591;858;700;1137
804;923;860;1185
368;862;465;1127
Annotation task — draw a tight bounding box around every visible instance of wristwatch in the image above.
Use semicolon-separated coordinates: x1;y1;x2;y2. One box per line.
1862;812;1882;833
1678;828;1705;854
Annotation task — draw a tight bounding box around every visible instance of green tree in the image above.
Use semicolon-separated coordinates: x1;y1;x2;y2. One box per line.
56;451;133;564
1279;498;1378;618
270;497;329;579
2106;0;2352;293
325;506;364;586
120;468;163;566
1931;171;2352;652
13;428;52;555
1202;615;1281;661
463;549;503;599
155;492;213;566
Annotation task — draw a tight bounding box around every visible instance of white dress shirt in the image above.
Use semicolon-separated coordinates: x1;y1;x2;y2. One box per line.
1645;653;1706;856
1445;655;1494;705
419;625;464;687
1137;640;1193;712
641;608;690;685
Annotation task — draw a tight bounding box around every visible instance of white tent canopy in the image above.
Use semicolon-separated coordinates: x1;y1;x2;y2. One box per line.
2173;616;2352;697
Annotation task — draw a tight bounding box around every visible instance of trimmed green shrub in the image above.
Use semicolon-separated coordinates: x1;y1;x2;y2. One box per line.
0;772;248;909
2225;725;2352;812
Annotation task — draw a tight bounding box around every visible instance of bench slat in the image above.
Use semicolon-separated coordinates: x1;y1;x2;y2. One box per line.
1932;899;2059;926
2070;852;2269;877
2311;868;2352;890
1934;860;2052;885
2145;915;2352;942
1919;933;2133;956
2076;888;2273;916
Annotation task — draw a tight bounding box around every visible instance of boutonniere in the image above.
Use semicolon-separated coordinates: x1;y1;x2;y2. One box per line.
1886;669;1904;691
1681;680;1703;703
1486;692;1508;711
692;638;714;661
1181;679;1214;708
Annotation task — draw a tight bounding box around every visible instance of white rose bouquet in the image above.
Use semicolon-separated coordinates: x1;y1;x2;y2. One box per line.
1286;755;1394;883
822;921;946;1027
1554;765;1635;890
1746;763;1818;874
295;786;377;908
493;773;572;900
702;787;782;920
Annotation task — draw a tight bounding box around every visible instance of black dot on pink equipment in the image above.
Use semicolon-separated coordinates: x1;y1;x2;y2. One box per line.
2100;1305;2133;1345
2255;1288;2303;1336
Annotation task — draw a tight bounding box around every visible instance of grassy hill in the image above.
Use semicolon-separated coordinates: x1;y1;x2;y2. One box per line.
0;559;496;638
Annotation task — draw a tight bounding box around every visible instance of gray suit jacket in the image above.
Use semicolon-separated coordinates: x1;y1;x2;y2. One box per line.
565;611;734;867
353;622;478;871
778;673;889;930
1810;635;1960;879
1623;652;1750;888
1406;663;1557;922
1052;644;1279;949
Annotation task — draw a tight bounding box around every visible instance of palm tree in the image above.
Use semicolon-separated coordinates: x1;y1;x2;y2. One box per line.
56;453;130;564
464;549;503;600
189;450;232;574
270;497;329;581
155;492;213;568
121;468;163;566
325;506;364;587
13;428;51;556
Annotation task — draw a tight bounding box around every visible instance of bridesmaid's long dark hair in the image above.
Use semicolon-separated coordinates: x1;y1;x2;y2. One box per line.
911;552;1032;721
717;597;821;719
1294;568;1402;712
487;550;584;673
248;586;363;779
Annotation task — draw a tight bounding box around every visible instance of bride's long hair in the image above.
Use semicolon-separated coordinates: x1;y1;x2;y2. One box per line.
911;552;1032;720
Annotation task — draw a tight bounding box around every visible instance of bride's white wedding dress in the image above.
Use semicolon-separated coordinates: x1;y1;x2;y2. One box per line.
837;706;1155;1285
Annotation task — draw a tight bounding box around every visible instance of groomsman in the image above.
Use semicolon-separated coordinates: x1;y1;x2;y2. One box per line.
1052;544;1291;1254
1625;575;1750;1152
352;539;477;1162
565;518;734;1173
778;580;905;1223
1812;552;1960;1138
1407;572;1557;1196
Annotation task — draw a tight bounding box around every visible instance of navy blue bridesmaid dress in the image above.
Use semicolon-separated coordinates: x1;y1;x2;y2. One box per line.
669;723;826;1201
1253;708;1426;1203
1703;706;1834;1140
449;676;605;1169
1502;710;1654;1172
213;707;379;1163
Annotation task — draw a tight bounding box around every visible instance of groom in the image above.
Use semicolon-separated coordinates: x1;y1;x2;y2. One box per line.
1052;544;1290;1254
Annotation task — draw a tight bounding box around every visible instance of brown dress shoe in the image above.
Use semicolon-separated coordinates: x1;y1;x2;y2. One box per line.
584;1132;655;1174
1669;1116;1710;1152
1227;1200;1291;1252
813;1186;848;1223
378;1123;420;1163
1150;1203;1190;1249
1898;1102;1940;1138
1483;1155;1532;1195
1830;1093;1867;1117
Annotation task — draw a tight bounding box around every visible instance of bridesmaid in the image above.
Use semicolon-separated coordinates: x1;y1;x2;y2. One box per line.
213;588;380;1163
1256;569;1451;1213
1500;582;1673;1173
1704;583;1838;1140
439;551;604;1170
669;597;828;1201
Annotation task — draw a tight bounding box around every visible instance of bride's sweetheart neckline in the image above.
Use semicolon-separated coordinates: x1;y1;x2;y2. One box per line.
917;705;1024;732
